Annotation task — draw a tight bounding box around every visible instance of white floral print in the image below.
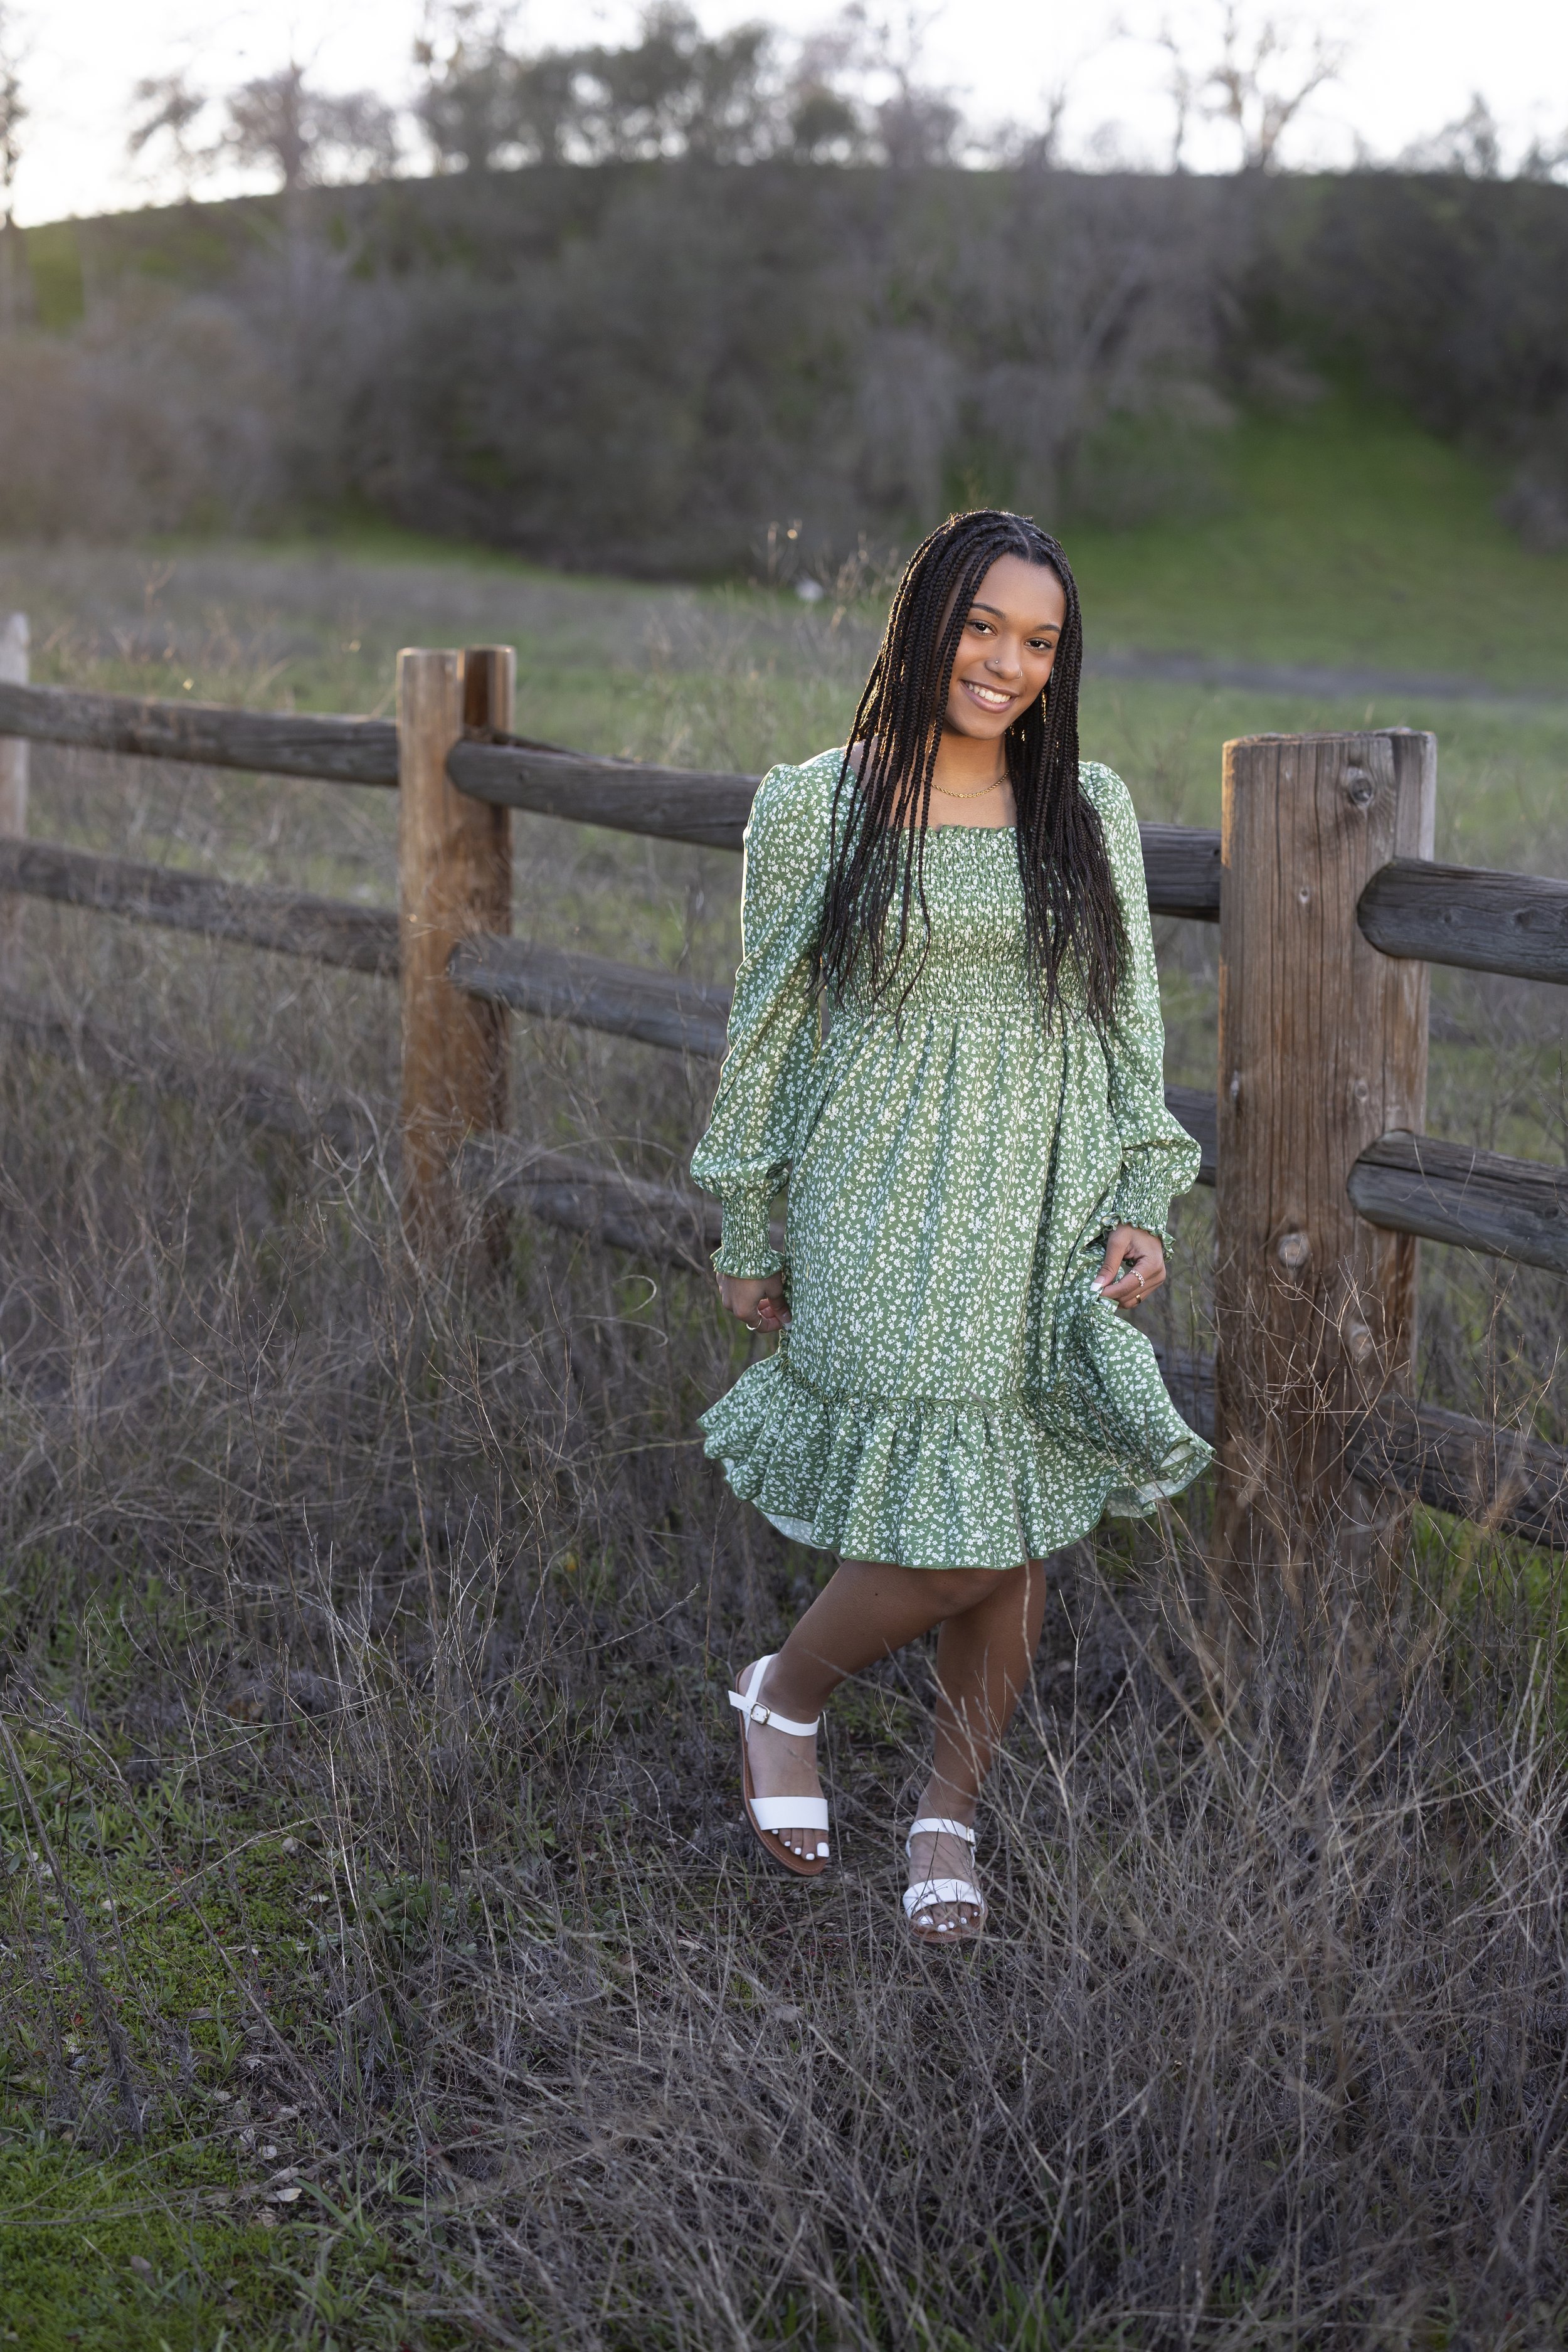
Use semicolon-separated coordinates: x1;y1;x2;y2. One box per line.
690;748;1210;1569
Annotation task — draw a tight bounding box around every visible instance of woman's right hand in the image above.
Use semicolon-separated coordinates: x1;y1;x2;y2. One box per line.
718;1273;790;1333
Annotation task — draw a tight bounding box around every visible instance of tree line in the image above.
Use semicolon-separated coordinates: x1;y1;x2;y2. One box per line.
1;158;1563;571
0;5;1564;569
117;3;1392;193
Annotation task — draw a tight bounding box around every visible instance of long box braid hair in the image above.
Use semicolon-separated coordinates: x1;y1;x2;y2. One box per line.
821;509;1128;1037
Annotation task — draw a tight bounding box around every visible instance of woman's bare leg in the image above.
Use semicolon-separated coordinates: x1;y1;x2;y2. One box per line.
738;1557;1042;1864
908;1560;1051;1931
738;1559;1002;1858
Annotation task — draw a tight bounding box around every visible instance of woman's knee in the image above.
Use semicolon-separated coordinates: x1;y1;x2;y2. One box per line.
929;1565;1012;1613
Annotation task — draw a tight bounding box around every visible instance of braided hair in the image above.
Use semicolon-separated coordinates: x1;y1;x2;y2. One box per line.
820;509;1127;1036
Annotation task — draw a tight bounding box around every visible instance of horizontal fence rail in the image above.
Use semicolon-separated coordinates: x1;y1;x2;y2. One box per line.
0;682;1227;913
448;737;757;852
1348;1129;1568;1274
448;933;734;1059
1349;1395;1568;1552
0;681;400;787
6;679;1568;979
0;838;399;974
1359;857;1568;985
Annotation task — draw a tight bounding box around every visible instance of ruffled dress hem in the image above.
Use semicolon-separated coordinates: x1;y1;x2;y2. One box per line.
699;1349;1211;1571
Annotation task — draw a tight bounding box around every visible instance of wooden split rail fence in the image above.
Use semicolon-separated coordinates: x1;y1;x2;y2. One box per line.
1;642;1567;1565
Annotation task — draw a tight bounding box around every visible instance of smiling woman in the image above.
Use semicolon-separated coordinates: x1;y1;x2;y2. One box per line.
689;508;1209;1946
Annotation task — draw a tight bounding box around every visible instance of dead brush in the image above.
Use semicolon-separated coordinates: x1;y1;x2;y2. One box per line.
1;563;1567;2346
3;948;1567;2346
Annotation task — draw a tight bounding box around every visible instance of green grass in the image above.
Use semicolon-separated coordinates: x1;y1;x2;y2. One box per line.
0;1614;448;2350
1069;395;1568;691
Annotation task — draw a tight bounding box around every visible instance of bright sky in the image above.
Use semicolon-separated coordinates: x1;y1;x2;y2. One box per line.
9;0;1568;224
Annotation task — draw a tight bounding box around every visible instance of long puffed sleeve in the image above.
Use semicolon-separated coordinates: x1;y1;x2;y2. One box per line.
1082;762;1202;1245
690;758;831;1277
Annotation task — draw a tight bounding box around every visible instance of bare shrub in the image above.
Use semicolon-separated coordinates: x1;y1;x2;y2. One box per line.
0;292;283;538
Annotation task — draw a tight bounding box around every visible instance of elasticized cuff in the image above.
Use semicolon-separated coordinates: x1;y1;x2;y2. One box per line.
1106;1165;1178;1250
709;1192;786;1279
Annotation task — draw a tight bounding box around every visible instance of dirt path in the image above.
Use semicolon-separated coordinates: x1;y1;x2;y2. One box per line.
1088;649;1568;706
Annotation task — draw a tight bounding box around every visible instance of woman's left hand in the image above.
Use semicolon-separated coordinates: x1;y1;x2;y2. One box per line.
1093;1225;1166;1312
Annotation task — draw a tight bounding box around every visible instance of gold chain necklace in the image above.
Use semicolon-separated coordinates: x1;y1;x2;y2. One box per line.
931;776;1004;800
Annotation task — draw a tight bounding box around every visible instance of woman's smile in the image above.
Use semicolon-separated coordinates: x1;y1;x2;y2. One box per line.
959;676;1017;712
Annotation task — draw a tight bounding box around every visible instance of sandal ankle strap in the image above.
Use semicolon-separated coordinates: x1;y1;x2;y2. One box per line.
728;1656;820;1740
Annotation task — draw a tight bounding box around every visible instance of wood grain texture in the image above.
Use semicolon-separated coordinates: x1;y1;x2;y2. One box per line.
1214;728;1436;1597
1359;857;1568;984
0;837;398;971
447;738;757;849
0;614;27;983
1140;823;1222;920
448;933;733;1058
1348;1129;1568;1273
398;649;513;1248
1349;1394;1568;1552
0;679;399;785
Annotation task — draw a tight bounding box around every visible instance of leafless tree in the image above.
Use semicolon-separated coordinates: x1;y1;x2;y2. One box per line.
1153;18;1204;171
1398;94;1504;179
1520;129;1568;183
1205;3;1345;170
129;57;400;201
127;71;209;197
1145;2;1347;173
803;3;967;168
224;63;400;193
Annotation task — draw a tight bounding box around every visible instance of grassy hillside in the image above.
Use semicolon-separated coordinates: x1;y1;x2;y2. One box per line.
1071;395;1568;690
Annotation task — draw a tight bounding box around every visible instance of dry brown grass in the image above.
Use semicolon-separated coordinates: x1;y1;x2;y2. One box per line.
1;547;1566;2349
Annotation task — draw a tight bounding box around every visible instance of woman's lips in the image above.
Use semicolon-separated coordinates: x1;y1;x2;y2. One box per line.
961;678;1015;711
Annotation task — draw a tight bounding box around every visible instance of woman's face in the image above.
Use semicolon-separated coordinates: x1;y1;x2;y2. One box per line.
941;554;1067;741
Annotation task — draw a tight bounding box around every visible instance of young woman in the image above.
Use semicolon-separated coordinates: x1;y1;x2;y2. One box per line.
690;509;1209;1944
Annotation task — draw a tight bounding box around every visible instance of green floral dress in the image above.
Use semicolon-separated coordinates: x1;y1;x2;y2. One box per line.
690;748;1210;1570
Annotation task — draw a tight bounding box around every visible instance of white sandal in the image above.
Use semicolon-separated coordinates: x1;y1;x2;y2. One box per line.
903;1817;986;1944
728;1656;830;1878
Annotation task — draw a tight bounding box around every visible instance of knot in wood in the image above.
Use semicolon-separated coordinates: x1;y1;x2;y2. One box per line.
1343;768;1375;808
1276;1229;1311;1274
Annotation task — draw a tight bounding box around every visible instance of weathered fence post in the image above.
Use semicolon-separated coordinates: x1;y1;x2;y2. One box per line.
0;613;28;984
1213;728;1436;1611
396;645;514;1249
